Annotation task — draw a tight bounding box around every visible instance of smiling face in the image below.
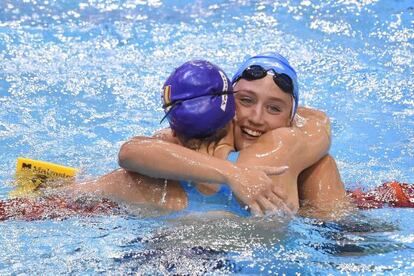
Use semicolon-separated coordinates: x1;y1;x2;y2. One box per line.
233;75;293;150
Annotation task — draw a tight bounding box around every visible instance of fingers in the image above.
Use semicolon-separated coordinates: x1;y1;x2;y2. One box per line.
271;185;288;202
249;201;264;217
268;165;289;176
252;165;289;176
253;192;295;218
265;192;294;217
256;195;278;215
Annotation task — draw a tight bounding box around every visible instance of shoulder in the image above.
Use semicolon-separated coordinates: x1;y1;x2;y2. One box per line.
237;127;294;164
152;128;179;143
257;127;299;146
237;126;315;171
295;107;331;139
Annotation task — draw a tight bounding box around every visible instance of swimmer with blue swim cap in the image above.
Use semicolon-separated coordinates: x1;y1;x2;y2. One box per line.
232;52;299;120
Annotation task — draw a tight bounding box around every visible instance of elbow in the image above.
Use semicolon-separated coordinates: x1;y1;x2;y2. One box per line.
118;136;148;169
118;141;133;169
118;143;130;169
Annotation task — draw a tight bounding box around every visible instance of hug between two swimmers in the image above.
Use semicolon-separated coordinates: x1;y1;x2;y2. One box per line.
3;52;410;221
72;51;347;219
0;52;348;220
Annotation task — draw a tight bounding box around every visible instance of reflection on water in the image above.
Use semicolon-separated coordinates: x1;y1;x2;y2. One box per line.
0;200;412;274
1;0;413;274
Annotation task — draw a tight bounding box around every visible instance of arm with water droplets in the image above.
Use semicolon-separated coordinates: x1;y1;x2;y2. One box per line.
118;131;287;207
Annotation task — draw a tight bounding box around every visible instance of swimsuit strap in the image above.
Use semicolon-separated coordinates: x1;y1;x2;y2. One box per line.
179;150;249;217
216;151;240;196
226;151;240;162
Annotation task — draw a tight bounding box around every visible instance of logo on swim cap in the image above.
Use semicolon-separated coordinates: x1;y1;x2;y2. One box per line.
163;85;172;111
218;70;228;112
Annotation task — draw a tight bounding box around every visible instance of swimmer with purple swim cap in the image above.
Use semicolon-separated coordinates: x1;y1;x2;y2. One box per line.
155;60;249;215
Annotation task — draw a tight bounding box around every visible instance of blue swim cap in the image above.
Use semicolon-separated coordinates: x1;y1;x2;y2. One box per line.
162;60;235;138
232;52;299;118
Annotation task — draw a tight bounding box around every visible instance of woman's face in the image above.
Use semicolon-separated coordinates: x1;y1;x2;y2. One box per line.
233;75;293;150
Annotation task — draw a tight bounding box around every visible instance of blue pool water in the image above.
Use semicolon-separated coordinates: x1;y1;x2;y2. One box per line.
1;0;413;274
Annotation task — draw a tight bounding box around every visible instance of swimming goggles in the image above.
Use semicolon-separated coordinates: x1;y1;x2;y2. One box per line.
236;65;294;95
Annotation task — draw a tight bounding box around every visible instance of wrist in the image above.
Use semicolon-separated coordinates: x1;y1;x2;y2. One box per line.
222;162;240;188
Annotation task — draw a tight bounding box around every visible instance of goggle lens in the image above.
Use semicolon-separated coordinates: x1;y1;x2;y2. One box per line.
239;65;293;95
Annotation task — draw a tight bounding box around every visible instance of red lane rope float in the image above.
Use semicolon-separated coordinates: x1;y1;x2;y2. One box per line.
0;196;121;221
348;181;414;209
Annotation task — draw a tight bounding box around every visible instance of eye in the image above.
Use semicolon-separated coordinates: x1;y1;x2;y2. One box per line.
267;104;281;114
238;96;255;106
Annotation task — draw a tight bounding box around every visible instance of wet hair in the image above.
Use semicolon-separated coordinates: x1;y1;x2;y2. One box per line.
175;125;228;153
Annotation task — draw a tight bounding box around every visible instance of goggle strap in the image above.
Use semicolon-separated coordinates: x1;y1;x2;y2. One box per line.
160;91;235;123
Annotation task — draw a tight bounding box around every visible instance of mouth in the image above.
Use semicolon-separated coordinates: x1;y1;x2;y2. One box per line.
241;127;264;139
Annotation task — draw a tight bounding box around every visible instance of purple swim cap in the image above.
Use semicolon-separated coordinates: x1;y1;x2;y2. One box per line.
161;60;235;138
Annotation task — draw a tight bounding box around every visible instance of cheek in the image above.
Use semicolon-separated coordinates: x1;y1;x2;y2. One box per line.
234;104;249;122
267;113;291;130
285;115;293;127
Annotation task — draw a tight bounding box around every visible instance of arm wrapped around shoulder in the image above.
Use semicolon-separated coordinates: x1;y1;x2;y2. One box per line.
295;107;331;141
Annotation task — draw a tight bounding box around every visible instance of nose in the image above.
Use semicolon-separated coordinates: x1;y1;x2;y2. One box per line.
248;104;265;126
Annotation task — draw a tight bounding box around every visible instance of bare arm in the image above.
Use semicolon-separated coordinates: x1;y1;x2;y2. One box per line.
118;136;287;206
294;108;348;219
118;107;331;215
119;136;236;184
237;107;332;178
298;155;349;219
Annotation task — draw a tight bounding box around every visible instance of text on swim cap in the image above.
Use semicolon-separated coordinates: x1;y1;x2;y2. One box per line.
219;70;228;112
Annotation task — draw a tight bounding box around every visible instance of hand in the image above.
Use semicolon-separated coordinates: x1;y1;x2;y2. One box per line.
249;187;296;218
226;165;288;207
